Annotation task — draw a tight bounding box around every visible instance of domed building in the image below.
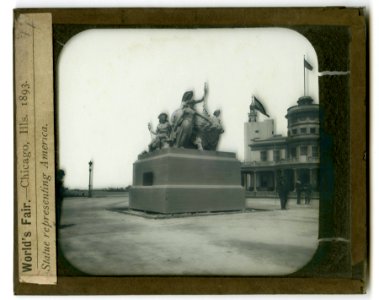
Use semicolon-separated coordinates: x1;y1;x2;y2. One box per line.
241;96;320;198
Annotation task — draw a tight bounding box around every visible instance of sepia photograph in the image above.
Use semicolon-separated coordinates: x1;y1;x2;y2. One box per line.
12;6;367;295
57;28;321;275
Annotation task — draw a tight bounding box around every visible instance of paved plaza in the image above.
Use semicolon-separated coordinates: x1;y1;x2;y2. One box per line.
59;195;319;276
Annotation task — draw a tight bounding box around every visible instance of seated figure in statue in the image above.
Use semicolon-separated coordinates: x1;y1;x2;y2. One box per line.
147;112;172;152
196;109;225;151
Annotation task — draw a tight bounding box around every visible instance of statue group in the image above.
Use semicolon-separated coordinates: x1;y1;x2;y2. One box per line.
132;83;244;214
147;83;224;152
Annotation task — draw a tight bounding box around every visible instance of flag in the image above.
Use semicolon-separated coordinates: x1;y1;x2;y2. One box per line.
304;58;313;71
253;96;270;117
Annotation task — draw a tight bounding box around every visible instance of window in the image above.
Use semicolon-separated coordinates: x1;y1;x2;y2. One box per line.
291;147;297;158
300;128;307;134
310;127;316;134
312;146;319;158
274;150;280;162
300;146;308;156
292;129;297;135
260;151;267;161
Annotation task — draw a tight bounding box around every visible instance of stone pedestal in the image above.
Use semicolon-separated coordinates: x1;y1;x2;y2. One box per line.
129;148;245;213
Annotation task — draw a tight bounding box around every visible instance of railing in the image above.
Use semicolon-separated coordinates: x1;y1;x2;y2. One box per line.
243;156;319;167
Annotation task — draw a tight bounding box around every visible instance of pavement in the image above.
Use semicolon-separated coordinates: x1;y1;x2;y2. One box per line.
59;195;319;276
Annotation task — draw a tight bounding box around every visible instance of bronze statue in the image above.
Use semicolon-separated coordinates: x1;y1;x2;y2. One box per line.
148;112;172;152
172;98;212;149
191;84;224;151
196;109;224;151
145;83;224;152
180;82;208;107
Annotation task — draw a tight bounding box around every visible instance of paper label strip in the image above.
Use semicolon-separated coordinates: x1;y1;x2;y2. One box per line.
15;13;57;285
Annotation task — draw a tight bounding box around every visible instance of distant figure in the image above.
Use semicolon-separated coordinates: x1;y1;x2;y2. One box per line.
148;113;172;152
295;178;302;205
277;176;290;210
304;183;312;205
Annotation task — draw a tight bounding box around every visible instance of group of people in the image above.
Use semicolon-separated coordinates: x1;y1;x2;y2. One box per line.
147;83;224;152
295;179;312;205
277;177;312;210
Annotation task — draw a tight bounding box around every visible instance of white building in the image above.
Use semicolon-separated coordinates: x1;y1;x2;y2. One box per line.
242;96;320;198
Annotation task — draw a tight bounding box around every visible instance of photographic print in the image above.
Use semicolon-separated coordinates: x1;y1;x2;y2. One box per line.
57;28;320;275
14;7;366;294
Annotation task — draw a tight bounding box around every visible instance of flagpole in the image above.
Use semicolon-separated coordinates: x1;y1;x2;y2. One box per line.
303;55;305;96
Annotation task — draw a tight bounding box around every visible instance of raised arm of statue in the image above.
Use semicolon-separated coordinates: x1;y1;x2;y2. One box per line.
203;82;208;98
148;123;156;135
193;82;208;104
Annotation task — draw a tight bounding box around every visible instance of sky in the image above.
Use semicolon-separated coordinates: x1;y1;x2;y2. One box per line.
58;28;319;189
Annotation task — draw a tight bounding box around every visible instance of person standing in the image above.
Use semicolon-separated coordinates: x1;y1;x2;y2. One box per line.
277;176;290;210
304;183;312;205
295;178;302;205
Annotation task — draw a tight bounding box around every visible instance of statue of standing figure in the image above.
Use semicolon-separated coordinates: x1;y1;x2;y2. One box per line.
171;83;212;149
146;83;224;152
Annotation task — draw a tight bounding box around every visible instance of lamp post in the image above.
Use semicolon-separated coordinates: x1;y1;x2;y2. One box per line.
88;160;93;198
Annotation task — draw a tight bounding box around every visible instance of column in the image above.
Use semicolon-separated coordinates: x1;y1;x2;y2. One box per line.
255;171;259;191
250;172;254;191
253;171;257;192
273;170;277;190
246;173;251;190
309;168;314;188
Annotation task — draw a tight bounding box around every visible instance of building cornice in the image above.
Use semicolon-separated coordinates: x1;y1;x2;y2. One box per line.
250;135;319;149
242;159;320;171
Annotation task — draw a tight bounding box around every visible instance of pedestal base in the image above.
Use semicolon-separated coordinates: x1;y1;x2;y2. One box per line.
129;148;245;214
